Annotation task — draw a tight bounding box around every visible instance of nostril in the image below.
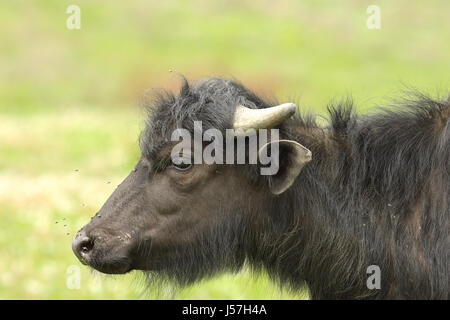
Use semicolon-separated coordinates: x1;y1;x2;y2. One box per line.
72;232;95;263
80;238;94;254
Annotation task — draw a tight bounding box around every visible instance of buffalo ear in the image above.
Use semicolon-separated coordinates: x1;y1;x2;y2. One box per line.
258;140;312;195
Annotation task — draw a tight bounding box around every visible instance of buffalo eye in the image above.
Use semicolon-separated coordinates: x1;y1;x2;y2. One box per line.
169;159;192;171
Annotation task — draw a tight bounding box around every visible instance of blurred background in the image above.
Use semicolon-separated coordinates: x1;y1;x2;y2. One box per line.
0;0;448;299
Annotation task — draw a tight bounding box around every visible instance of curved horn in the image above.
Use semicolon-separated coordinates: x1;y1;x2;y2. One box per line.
233;103;296;131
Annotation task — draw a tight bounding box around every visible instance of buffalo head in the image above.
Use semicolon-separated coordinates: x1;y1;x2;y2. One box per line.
72;79;311;283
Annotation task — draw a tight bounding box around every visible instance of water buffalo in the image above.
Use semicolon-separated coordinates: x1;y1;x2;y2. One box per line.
73;78;449;299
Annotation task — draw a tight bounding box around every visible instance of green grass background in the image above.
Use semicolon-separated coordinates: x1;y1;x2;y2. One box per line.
0;0;448;299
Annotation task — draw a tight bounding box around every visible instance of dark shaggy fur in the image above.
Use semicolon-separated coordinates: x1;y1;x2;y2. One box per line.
139;78;449;299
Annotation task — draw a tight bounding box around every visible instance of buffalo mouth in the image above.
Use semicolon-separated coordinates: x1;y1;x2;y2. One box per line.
72;230;134;274
82;253;132;274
